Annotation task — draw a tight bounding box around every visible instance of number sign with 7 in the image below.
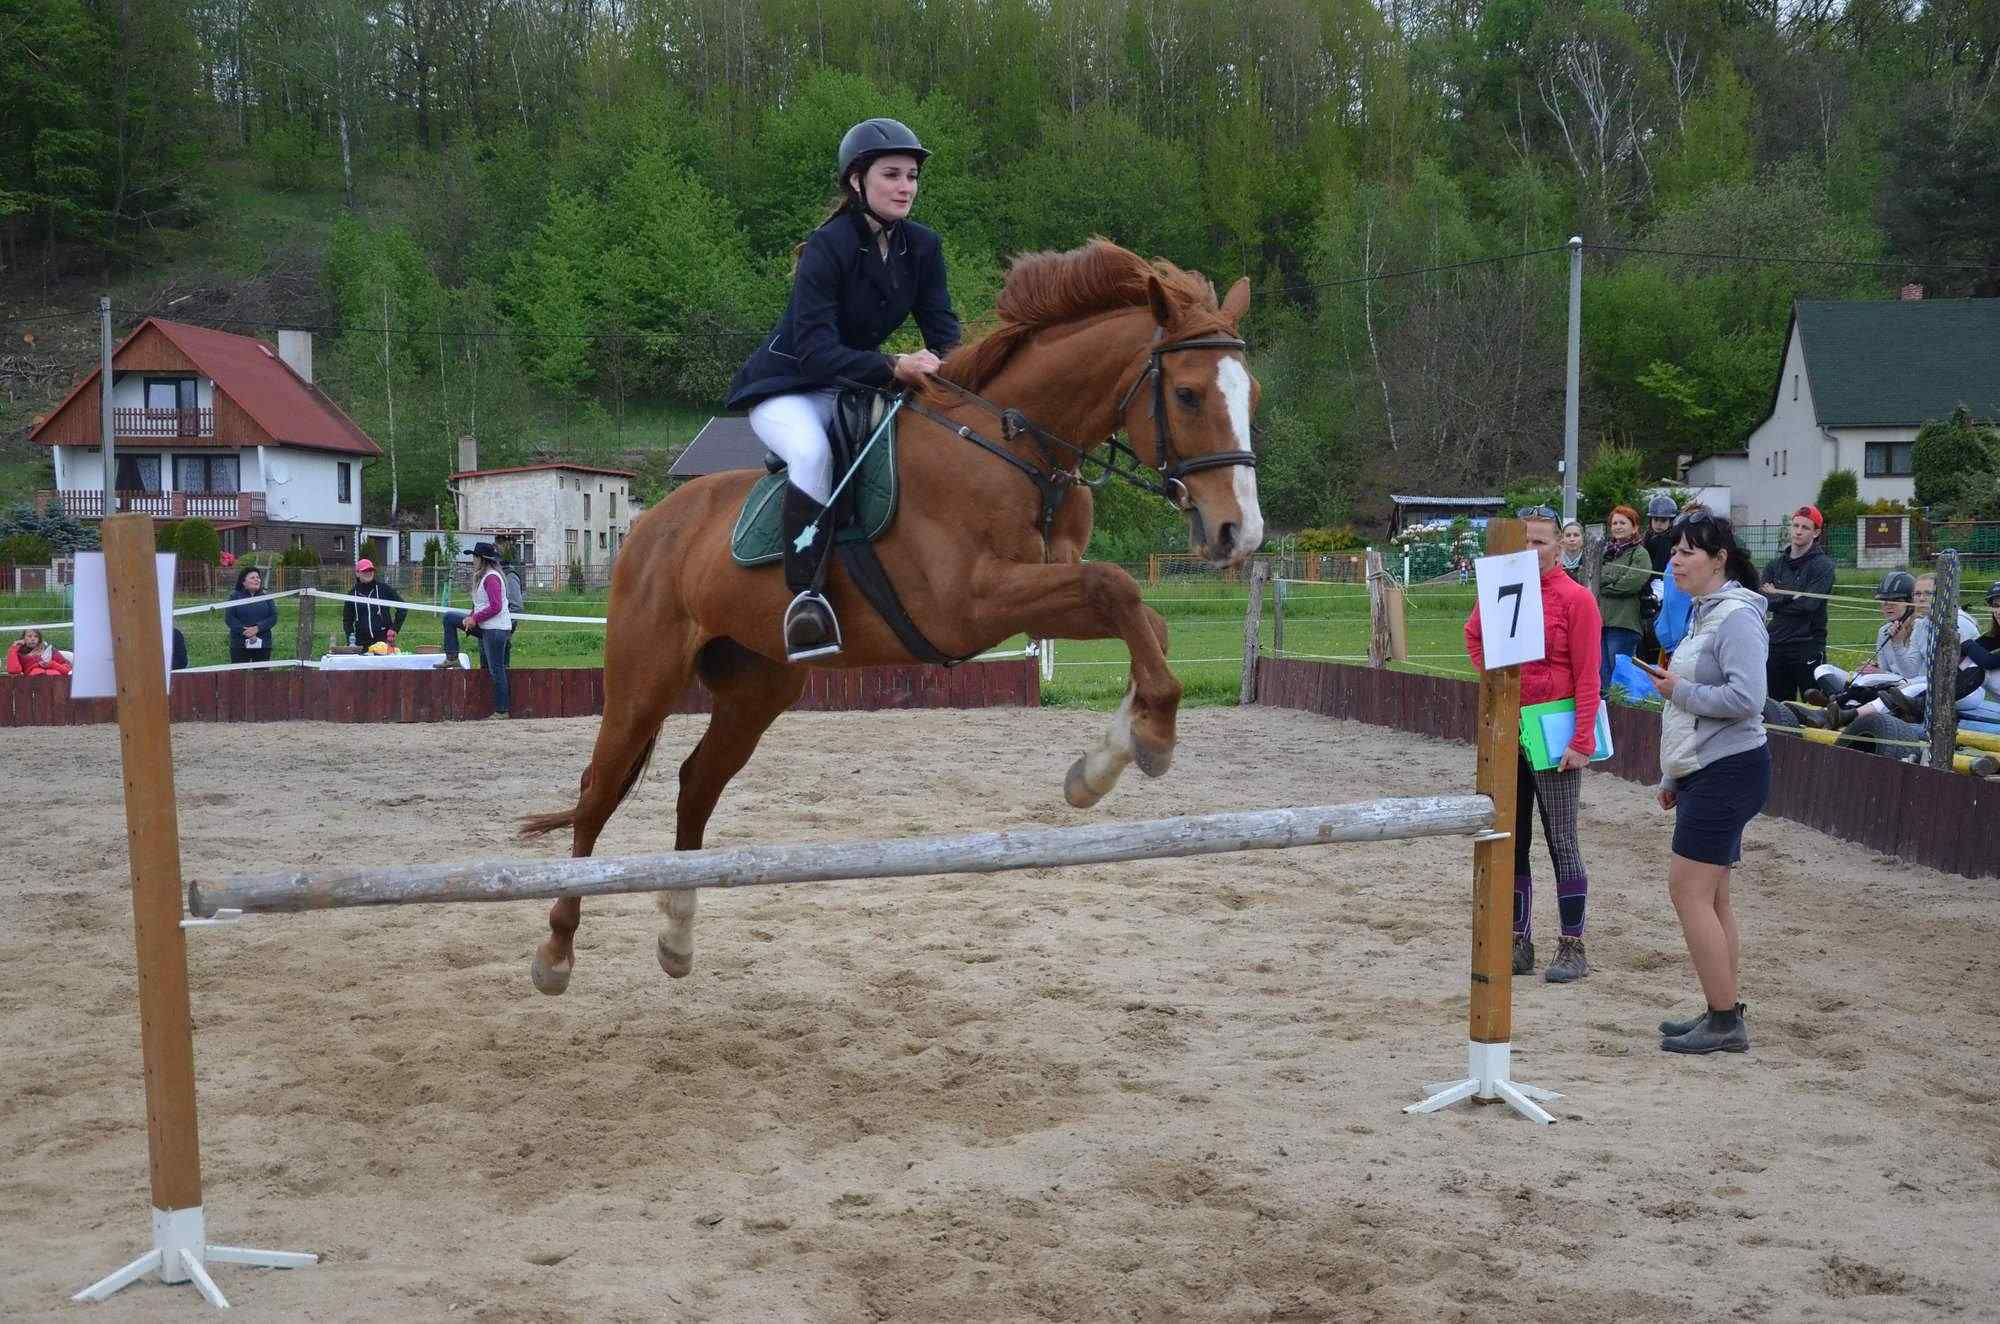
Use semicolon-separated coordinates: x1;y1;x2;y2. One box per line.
1472;549;1546;670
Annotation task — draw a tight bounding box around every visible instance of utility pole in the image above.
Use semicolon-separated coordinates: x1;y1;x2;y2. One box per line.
1563;237;1582;524
100;296;116;516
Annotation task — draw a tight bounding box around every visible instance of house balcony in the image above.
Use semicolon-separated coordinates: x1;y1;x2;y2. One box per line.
113;407;215;438
38;489;267;522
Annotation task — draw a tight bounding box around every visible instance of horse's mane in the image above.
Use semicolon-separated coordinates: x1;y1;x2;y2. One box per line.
938;240;1225;392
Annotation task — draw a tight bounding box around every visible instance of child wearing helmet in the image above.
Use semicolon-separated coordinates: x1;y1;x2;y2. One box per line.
725;117;963;661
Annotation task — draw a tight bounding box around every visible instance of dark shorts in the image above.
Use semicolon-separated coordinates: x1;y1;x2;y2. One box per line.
1672;744;1772;866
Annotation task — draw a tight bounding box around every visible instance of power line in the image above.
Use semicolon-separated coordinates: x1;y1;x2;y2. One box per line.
1271;245;1568;297
1584;242;1995;275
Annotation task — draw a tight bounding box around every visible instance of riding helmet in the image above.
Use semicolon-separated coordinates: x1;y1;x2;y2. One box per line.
1875;570;1916;602
836;119;929;188
1986;579;2000;605
1646;494;1679;519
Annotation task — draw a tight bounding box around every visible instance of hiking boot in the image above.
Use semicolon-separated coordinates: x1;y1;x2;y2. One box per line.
1802;688;1831;708
1662;1006;1749;1055
1659;1002;1740;1037
1827;702;1858;731
1511;935;1535;976
780;484;842;661
1545;937;1589;983
1969;754;2000;778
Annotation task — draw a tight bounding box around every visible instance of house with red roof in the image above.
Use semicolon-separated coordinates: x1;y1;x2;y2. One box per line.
29;318;383;561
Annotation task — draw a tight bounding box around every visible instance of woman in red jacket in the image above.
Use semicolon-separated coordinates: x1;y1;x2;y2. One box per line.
6;629;73;677
1465;508;1604;985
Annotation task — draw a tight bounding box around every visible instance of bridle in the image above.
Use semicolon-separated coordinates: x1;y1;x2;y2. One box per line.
848;329;1257;552
1110;332;1257;509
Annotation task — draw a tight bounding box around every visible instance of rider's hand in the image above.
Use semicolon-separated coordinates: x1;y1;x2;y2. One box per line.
891;350;941;385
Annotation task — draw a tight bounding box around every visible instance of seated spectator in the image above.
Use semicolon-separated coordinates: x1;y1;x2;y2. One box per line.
223;565;278;664
1597;504;1651;686
1798;572;1926;709
7;628;73;677
342;558;408;650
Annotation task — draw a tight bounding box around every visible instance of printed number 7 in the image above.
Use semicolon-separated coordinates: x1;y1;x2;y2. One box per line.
1498;583;1523;637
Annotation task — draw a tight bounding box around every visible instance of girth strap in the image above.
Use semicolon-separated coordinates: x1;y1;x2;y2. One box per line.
835;541;976;667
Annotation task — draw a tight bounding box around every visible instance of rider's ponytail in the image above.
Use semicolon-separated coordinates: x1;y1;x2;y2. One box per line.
791;191;860;276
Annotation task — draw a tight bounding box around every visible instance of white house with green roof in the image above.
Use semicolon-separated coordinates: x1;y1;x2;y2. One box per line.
1687;297;2000;526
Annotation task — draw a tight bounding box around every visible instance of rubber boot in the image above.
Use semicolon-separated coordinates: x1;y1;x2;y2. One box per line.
781;484;841;661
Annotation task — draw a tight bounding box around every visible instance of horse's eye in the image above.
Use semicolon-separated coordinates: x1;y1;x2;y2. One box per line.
1175;386;1199;407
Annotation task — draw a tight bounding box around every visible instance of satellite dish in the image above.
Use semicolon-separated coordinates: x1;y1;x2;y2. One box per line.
269;460;290;484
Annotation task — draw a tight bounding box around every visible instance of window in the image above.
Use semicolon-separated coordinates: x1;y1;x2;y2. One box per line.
610;492;618;518
143;377;200;435
114;454;162;493
598;530;607;550
335;535;346;552
175;454;238;493
337;462;352;503
290;533;307;551
583;493;591;521
1865;442;1914;477
1792;373;1798;401
566;529;578;557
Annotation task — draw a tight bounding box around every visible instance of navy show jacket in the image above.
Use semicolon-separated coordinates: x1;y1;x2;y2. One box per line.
726;209;961;411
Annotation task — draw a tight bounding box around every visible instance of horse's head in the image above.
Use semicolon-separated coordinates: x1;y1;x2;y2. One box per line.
1119;274;1264;570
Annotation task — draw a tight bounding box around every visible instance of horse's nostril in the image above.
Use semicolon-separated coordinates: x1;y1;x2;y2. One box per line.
1215;522;1238;551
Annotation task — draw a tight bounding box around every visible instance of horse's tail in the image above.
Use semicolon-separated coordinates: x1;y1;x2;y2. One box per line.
517;731;662;841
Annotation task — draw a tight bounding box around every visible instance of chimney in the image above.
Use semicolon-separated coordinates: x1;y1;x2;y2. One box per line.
458;434;478;473
278;329;313;382
1899;283;1924;301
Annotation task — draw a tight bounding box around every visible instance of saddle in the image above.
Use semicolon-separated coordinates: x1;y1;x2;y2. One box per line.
729;387;970;666
730;389;899;566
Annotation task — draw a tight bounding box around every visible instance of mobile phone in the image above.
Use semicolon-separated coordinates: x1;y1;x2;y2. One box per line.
1635;658;1666;676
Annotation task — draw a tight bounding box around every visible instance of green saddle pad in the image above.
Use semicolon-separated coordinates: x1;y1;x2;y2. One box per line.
729;414;900;567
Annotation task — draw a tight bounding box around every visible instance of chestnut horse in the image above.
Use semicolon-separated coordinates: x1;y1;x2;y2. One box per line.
519;240;1265;994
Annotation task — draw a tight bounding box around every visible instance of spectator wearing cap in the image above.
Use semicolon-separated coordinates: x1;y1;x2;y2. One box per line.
444;542;514;717
1597;505;1651;686
1758;505;1836;701
1652;501;1709;659
1465;506;1604;986
342;558;408;650
1638;494;1679;664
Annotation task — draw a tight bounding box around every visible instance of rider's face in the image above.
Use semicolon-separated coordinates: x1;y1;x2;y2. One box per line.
857;155;920;222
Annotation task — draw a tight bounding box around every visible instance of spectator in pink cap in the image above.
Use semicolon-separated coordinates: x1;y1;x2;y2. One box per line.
343;557;407;649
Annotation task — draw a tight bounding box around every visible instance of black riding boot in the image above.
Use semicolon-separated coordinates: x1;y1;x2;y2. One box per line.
780;484;842;661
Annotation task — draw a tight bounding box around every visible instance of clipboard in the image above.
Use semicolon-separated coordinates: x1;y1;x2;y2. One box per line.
1519;697;1614;771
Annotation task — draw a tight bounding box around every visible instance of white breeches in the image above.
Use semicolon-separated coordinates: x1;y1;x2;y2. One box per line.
748;390;840;505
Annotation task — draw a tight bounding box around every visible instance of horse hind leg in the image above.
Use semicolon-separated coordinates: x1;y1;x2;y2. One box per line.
657;640;805;980
527;629;692;995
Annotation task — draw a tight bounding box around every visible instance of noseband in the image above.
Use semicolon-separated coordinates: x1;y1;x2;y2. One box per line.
1114;334;1257;508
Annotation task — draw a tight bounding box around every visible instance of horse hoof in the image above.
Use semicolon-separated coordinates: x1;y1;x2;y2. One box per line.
1132;737;1174;779
1064;757;1105;809
530;952;572;996
657;933;694;979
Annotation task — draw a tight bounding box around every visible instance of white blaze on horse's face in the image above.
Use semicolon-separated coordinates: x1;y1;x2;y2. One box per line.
1214;356;1264;560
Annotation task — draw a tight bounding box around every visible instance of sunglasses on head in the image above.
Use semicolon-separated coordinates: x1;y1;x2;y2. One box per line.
1516;505;1558;521
1671;510;1716;531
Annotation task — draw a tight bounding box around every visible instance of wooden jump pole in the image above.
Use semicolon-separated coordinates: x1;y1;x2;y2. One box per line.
77;514;315;1310
189;796;1495;917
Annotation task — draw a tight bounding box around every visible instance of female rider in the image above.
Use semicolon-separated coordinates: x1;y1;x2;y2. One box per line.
725;118;963;661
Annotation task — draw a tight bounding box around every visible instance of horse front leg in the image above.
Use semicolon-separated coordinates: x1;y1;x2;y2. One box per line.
971;561;1179;808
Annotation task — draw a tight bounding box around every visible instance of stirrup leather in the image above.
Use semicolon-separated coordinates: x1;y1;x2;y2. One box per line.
784;590;843;661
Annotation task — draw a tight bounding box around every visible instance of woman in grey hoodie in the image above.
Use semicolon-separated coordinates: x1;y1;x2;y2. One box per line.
1646;512;1769;1056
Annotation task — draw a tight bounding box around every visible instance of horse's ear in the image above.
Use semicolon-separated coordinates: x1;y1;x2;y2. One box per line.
1221;277;1251;327
1146;275;1175;329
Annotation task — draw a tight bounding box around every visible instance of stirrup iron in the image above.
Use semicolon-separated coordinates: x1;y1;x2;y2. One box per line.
784;590;843;662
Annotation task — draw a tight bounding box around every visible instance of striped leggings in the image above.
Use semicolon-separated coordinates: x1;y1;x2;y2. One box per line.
1514;751;1589;939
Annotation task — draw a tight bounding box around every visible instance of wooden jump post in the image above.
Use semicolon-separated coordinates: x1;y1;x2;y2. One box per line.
189;797;1494;916
77;515;315;1309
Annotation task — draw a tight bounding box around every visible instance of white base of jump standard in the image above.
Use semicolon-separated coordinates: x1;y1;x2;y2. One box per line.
1406;1040;1562;1125
75;1206;316;1309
